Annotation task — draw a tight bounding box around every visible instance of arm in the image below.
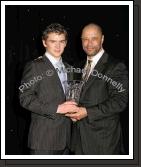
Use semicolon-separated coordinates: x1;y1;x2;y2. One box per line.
19;61;57;119
61;62;128;121
86;62;128;121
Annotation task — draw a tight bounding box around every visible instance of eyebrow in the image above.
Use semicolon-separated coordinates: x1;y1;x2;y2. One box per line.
48;39;66;41
81;36;98;39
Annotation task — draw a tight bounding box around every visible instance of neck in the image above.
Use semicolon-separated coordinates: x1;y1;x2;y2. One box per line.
55;56;61;61
46;51;61;61
87;48;103;59
87;55;94;60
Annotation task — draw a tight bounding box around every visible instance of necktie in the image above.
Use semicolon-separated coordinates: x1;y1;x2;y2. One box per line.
82;60;92;82
56;61;67;93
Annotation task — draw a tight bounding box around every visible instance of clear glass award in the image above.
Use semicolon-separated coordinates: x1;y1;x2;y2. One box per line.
63;80;84;104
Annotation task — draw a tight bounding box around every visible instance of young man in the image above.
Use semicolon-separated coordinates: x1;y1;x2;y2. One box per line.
19;23;77;155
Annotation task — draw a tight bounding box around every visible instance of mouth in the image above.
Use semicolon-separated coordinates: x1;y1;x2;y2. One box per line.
87;48;94;51
55;50;61;53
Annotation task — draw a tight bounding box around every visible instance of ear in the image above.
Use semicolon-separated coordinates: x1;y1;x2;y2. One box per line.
64;40;67;47
42;40;47;48
101;35;104;44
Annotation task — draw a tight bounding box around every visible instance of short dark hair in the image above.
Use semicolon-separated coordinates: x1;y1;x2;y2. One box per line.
42;23;68;40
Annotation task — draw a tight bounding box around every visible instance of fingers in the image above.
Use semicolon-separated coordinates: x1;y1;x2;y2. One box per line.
65;113;76;117
63;101;77;105
71;118;77;122
65;107;87;121
65;113;79;120
56;104;78;114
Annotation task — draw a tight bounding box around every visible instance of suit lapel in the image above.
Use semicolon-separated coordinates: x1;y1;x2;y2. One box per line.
80;52;109;98
63;62;73;81
42;55;65;95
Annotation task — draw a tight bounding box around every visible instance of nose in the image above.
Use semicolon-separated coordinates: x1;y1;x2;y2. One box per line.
55;42;61;49
87;39;93;47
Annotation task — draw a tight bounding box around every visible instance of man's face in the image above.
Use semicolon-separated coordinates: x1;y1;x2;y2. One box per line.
81;26;104;57
42;33;67;58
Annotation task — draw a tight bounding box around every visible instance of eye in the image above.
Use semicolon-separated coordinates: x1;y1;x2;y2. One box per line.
82;37;98;42
91;37;97;41
82;38;88;42
50;40;56;43
60;40;66;44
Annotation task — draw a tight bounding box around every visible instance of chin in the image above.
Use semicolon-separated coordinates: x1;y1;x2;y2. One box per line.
54;54;61;58
87;52;95;56
54;52;62;56
88;51;98;56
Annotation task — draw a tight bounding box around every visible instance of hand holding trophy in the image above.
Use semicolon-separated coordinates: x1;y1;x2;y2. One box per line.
56;80;84;122
63;80;84;122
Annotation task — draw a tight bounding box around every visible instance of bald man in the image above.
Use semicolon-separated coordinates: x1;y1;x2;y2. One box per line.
57;23;128;155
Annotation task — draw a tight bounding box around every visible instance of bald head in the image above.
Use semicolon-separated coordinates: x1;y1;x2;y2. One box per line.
81;23;104;57
82;23;103;37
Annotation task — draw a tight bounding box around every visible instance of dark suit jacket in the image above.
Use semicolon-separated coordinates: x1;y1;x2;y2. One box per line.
72;52;129;155
19;55;73;150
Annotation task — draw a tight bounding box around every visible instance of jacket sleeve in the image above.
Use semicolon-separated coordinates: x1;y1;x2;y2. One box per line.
86;62;129;121
19;61;58;119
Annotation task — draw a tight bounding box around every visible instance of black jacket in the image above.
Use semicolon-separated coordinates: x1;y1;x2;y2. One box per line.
71;52;128;154
19;55;73;150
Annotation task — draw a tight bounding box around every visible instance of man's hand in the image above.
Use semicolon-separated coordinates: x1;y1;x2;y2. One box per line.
71;118;78;122
65;107;87;121
57;101;87;121
56;101;78;114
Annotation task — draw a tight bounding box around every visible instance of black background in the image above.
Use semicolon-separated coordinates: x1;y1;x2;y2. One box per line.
5;5;129;155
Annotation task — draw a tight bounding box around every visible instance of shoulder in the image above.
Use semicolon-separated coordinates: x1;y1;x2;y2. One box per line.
63;61;72;68
73;59;86;69
106;53;127;68
105;53;128;74
23;56;44;72
33;56;44;63
31;56;45;68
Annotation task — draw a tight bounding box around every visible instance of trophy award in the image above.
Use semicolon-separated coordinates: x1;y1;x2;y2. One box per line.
63;80;84;104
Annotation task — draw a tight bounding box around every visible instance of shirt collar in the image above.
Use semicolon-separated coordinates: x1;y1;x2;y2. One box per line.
45;52;62;66
87;48;104;66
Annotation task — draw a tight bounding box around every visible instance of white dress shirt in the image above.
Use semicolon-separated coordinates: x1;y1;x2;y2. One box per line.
45;52;67;93
84;48;105;78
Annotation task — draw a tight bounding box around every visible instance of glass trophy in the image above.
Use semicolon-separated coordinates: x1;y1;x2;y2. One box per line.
63;80;84;104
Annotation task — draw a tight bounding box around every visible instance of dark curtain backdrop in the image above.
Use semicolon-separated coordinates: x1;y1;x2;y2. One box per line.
5;5;129;155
